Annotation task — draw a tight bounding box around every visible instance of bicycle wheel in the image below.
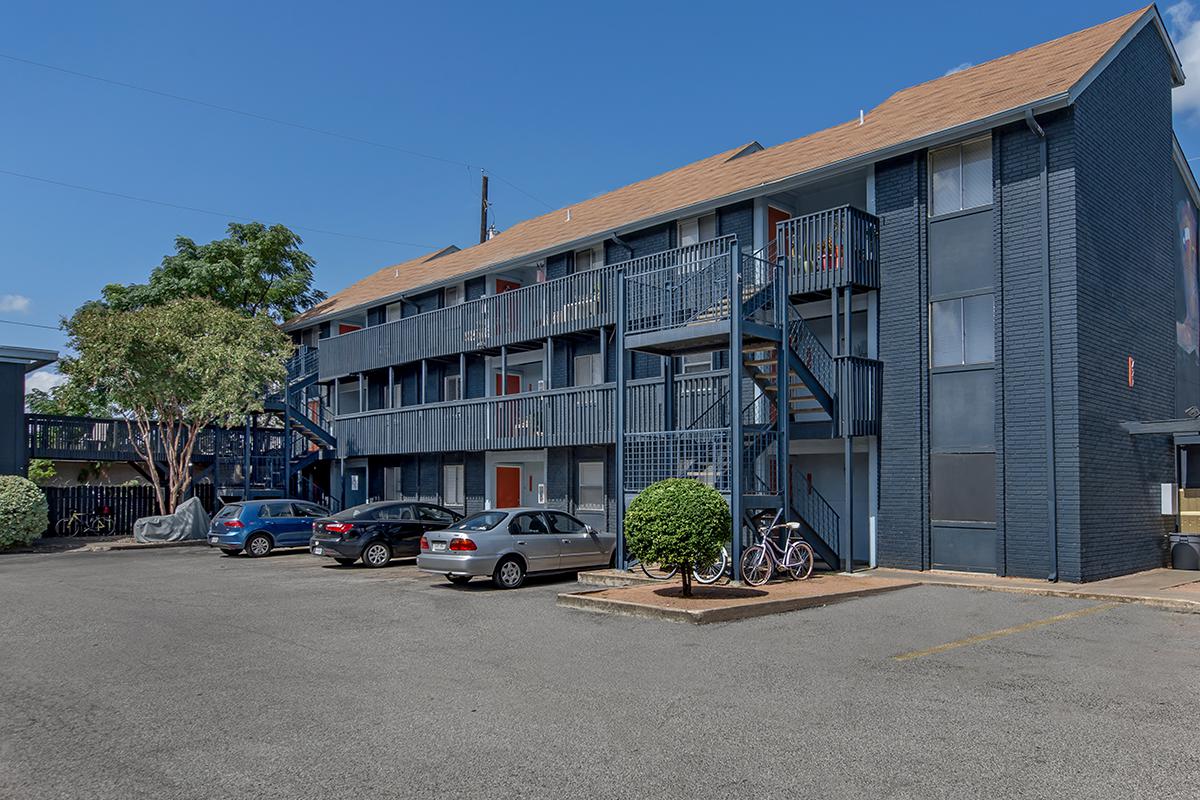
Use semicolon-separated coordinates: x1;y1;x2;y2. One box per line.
639;561;679;581
91;516;111;535
740;545;772;586
57;516;80;537
693;546;729;585
784;541;815;581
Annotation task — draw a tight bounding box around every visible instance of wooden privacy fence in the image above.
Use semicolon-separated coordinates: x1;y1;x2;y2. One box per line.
41;484;218;537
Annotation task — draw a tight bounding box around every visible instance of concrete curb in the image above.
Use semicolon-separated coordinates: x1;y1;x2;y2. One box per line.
576;569;663;588
909;578;1200;614
557;581;917;625
100;540;209;552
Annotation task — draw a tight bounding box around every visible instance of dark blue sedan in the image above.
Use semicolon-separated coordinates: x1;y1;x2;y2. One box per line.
207;499;329;557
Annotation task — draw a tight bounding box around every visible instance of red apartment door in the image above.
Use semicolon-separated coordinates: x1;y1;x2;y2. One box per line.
495;374;521;396
496;466;521;508
767;206;791;262
495;278;521;294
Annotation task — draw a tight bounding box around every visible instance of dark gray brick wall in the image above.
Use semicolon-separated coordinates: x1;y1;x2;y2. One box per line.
994;110;1082;580
546;253;570;280
1072;24;1175;580
465;276;487;301
876;153;929;570
718;201;753;247
464;452;486;514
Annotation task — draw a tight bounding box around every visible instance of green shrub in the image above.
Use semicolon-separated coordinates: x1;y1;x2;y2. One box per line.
624;478;731;596
0;475;49;549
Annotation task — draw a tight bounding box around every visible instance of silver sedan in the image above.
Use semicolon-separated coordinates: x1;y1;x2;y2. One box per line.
416;507;616;589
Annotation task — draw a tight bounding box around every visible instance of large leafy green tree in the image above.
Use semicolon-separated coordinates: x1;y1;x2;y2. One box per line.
59;298;292;514
100;222;325;322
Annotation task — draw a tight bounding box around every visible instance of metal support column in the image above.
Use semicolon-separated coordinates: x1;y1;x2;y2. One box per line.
663;352;675;431
776;256;790;521
242;415;251;499
459;352;467;400
387;366;395;409
420;359;428;405
842;286;853;573
729;240;744;580
500;346;508;396
600;327;609;382
283;386;292;497
614;277;627;569
545;337;553;390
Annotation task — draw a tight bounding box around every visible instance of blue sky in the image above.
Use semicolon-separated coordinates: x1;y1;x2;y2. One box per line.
4;0;1200;388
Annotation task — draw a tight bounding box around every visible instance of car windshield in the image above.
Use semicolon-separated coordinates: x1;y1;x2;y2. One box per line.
448;512;507;531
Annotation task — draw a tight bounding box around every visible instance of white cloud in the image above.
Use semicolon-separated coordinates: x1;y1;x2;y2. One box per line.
1168;2;1200;119
0;294;31;313
24;368;67;395
945;62;973;76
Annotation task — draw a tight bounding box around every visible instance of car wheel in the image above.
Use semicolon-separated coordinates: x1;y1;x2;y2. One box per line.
362;541;392;568
245;534;272;558
334;557;357;566
492;557;525;590
447;574;471;586
220;548;241;557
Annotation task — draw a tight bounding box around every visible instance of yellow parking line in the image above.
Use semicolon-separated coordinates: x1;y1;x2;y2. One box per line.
892;602;1119;662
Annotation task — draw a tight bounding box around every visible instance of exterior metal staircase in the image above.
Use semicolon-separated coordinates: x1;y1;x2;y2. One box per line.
259;345;337;503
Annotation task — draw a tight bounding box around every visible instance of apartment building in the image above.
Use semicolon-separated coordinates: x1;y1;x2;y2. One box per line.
282;6;1200;581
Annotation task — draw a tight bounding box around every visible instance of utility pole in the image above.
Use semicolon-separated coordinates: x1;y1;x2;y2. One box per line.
479;172;489;244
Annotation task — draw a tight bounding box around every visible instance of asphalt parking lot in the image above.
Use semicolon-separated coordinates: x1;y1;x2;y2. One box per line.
2;547;1199;800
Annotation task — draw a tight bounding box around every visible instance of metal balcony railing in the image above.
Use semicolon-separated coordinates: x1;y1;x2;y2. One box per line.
318;265;618;379
334;384;615;457
836;356;882;437
622;237;735;334
777;205;880;295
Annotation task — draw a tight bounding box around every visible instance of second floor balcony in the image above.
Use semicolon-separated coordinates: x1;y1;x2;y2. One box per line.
318;265;618;381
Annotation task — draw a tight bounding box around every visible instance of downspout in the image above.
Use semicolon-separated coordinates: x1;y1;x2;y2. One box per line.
1025;109;1058;582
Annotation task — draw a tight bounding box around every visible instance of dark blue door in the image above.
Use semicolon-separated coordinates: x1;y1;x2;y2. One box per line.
345;467;367;509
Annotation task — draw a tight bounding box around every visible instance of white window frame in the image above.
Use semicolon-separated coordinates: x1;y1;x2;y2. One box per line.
444;284;463;306
574;248;598;273
444;373;462;402
678;213;717;247
573;352;603;386
679;351;713;374
929;136;992;217
443;463;465;508
577;461;605;512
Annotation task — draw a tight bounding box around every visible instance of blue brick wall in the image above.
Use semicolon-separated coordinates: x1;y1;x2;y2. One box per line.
994;110;1082;580
546;253;570;280
1072;24;1175;580
875;153;929;570
465;276;487;301
464;452;486;514
718;201;753;247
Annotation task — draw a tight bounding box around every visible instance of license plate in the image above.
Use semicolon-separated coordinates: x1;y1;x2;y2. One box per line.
209;536;218;544
313;546;324;556
431;542;447;552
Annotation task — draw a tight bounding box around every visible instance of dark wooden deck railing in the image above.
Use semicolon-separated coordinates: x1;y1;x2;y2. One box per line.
835;356;882;437
25;414;285;464
318;265;618;380
777;205;880;295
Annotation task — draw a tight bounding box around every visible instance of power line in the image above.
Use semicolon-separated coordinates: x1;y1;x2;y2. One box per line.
0;51;556;211
0;167;439;249
0;318;61;331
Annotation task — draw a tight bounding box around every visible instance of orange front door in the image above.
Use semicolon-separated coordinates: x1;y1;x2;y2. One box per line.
495;278;521;294
496;466;521;508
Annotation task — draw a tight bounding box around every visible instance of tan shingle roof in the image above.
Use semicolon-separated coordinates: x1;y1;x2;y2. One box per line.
289;5;1161;328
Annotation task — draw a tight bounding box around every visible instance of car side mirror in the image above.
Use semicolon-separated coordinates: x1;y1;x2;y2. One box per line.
585;525;595;535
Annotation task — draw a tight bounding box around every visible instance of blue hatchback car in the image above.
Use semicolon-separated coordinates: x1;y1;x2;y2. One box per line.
207;499;329;557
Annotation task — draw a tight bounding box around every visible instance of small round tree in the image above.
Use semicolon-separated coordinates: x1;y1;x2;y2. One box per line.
624;478;731;597
0;475;49;549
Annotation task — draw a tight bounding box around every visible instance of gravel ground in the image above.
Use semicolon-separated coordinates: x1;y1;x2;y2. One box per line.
1;547;1198;800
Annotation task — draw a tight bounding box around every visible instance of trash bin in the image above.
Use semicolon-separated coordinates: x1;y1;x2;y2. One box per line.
1170;534;1200;570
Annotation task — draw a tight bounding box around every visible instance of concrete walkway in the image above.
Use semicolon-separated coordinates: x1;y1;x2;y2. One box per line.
871;566;1200;613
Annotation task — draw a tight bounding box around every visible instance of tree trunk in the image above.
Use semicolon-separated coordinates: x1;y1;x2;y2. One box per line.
680;564;692;598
